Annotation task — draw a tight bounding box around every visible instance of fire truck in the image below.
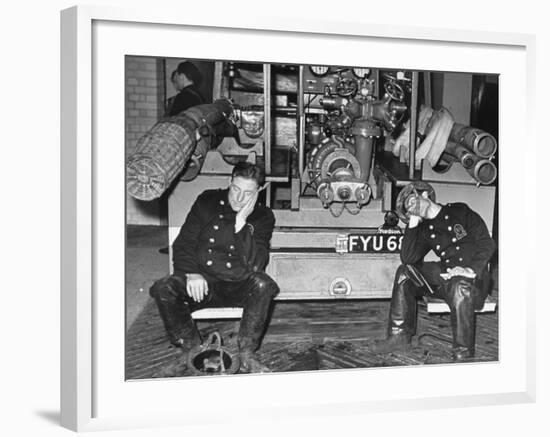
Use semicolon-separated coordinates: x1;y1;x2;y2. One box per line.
127;61;497;302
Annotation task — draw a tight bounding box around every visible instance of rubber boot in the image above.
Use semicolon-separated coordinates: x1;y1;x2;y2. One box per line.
446;277;476;361
372;265;417;353
237;273;279;353
149;276;202;349
238;350;271;374
236;273;278;373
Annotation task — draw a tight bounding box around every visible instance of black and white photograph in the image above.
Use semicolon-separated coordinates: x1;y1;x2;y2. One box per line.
125;58;499;378
4;0;545;434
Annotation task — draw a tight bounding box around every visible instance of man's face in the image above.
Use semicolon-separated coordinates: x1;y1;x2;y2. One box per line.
405;192;431;218
171;75;179;92
173;73;188;92
228;176;259;212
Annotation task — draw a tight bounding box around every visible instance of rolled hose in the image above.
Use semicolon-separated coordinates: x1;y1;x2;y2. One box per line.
126;100;234;201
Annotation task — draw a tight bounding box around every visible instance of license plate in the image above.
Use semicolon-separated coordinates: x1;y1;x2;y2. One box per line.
337;233;404;254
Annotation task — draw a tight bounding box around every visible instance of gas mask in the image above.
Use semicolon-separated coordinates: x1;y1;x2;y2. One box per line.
395;181;436;224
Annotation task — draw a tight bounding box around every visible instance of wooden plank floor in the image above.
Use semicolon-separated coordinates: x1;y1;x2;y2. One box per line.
126;298;498;379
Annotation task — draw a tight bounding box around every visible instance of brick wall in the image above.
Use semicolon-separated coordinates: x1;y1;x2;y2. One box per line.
125;56;167;225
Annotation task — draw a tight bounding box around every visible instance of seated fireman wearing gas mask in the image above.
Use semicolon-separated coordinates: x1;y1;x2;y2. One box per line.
373;182;496;361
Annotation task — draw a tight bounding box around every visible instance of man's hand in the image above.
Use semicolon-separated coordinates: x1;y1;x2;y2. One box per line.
440;266;476;280
185;273;208;302
408;214;422;228
235;191;258;233
405;196;422;228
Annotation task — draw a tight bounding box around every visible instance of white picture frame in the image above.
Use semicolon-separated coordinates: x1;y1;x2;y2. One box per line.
60;5;536;432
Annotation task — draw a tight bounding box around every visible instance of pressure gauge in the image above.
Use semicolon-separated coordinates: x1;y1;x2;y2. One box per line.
309;65;331;76
352;67;370;78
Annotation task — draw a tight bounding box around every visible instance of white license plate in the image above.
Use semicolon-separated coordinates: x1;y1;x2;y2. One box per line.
339;233;404;253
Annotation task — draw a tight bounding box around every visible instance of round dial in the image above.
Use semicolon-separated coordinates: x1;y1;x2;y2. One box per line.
352;67;370;78
309;65;330;76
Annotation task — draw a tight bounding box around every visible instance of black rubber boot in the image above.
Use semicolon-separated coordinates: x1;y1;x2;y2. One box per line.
446;277;476;361
149;275;202;348
238;350;271;374
371;333;413;353
237;273;279;353
372;265;418;353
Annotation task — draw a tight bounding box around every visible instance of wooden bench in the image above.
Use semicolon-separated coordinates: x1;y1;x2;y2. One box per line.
192;307;243;320
193;295;498;319
423;295;497;314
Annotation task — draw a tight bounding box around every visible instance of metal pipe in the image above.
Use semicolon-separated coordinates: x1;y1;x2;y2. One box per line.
298;65;305;180
439;143;497;185
448;123;497;158
212;61;224;100
444;142;477;169
409;71;419;179
423;71;432;108
354;135;375;183
471;159;497;185
263;63;272;176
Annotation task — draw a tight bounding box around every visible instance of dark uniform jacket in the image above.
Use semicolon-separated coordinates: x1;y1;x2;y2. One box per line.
168;84;204;116
172;189;275;282
400;202;495;278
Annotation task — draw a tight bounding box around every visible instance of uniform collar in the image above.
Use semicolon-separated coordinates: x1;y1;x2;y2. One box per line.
219;189;233;213
180;84;197;92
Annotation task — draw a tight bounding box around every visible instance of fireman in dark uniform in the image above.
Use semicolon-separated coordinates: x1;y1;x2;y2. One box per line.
149;162;279;373
168;61;205;116
374;182;496;361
